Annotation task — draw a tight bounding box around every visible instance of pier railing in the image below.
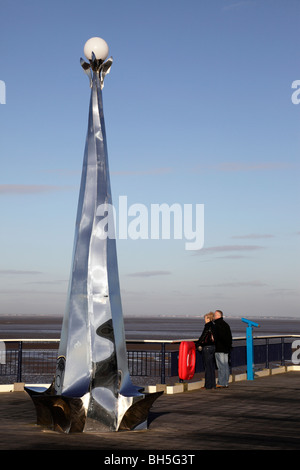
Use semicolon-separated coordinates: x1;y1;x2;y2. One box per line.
0;336;298;385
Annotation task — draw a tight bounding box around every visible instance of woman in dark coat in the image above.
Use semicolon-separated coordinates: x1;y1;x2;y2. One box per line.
195;312;216;389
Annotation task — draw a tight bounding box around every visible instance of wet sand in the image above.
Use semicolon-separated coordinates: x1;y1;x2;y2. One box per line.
0;315;63;340
0;314;299;341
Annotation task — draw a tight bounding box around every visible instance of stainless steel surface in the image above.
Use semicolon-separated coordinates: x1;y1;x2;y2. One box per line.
26;41;163;432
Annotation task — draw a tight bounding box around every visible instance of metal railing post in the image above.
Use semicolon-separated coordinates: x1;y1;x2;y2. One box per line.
266;338;269;369
161;342;166;384
281;337;285;366
17;341;23;382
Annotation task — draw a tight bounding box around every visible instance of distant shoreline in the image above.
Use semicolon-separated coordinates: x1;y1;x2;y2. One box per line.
0;313;299;320
0;313;299;341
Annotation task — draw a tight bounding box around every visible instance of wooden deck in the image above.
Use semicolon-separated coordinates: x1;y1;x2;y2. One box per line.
0;371;299;452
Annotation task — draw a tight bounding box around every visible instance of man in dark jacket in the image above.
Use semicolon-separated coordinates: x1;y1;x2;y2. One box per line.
214;310;232;388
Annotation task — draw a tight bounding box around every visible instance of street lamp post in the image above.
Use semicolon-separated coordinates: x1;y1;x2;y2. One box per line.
26;37;162;433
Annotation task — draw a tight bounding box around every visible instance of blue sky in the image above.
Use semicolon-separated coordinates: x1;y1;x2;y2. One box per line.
0;0;299;318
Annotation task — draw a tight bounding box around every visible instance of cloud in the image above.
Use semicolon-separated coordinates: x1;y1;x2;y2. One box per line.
199;280;268;288
41;169;80;177
25;280;68;285
194;161;296;173
232;234;274;239
112;167;173;176
195;245;265;255
0;269;43;275
267;288;300;297
0;288;65;296
216;281;268;288
127;270;171;278
0;184;72;194
216;255;249;259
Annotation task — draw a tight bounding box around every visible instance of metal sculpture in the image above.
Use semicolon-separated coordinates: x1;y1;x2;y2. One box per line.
26;37;162;433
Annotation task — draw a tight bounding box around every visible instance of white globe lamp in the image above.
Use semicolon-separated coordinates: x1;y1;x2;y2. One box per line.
84;37;109;61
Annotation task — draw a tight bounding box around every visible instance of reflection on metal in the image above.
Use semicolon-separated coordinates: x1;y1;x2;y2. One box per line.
26;383;162;433
26;39;163;432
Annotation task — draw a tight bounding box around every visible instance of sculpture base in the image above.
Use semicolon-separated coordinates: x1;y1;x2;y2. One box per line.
25;383;163;433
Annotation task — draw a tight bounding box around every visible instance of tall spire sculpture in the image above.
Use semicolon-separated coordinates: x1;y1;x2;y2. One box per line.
26;37;162;433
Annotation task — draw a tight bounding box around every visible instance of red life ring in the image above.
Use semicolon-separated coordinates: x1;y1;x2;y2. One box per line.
178;341;196;380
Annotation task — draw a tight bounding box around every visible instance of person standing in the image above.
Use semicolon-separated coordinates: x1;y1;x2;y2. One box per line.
213;310;232;388
195;312;216;389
